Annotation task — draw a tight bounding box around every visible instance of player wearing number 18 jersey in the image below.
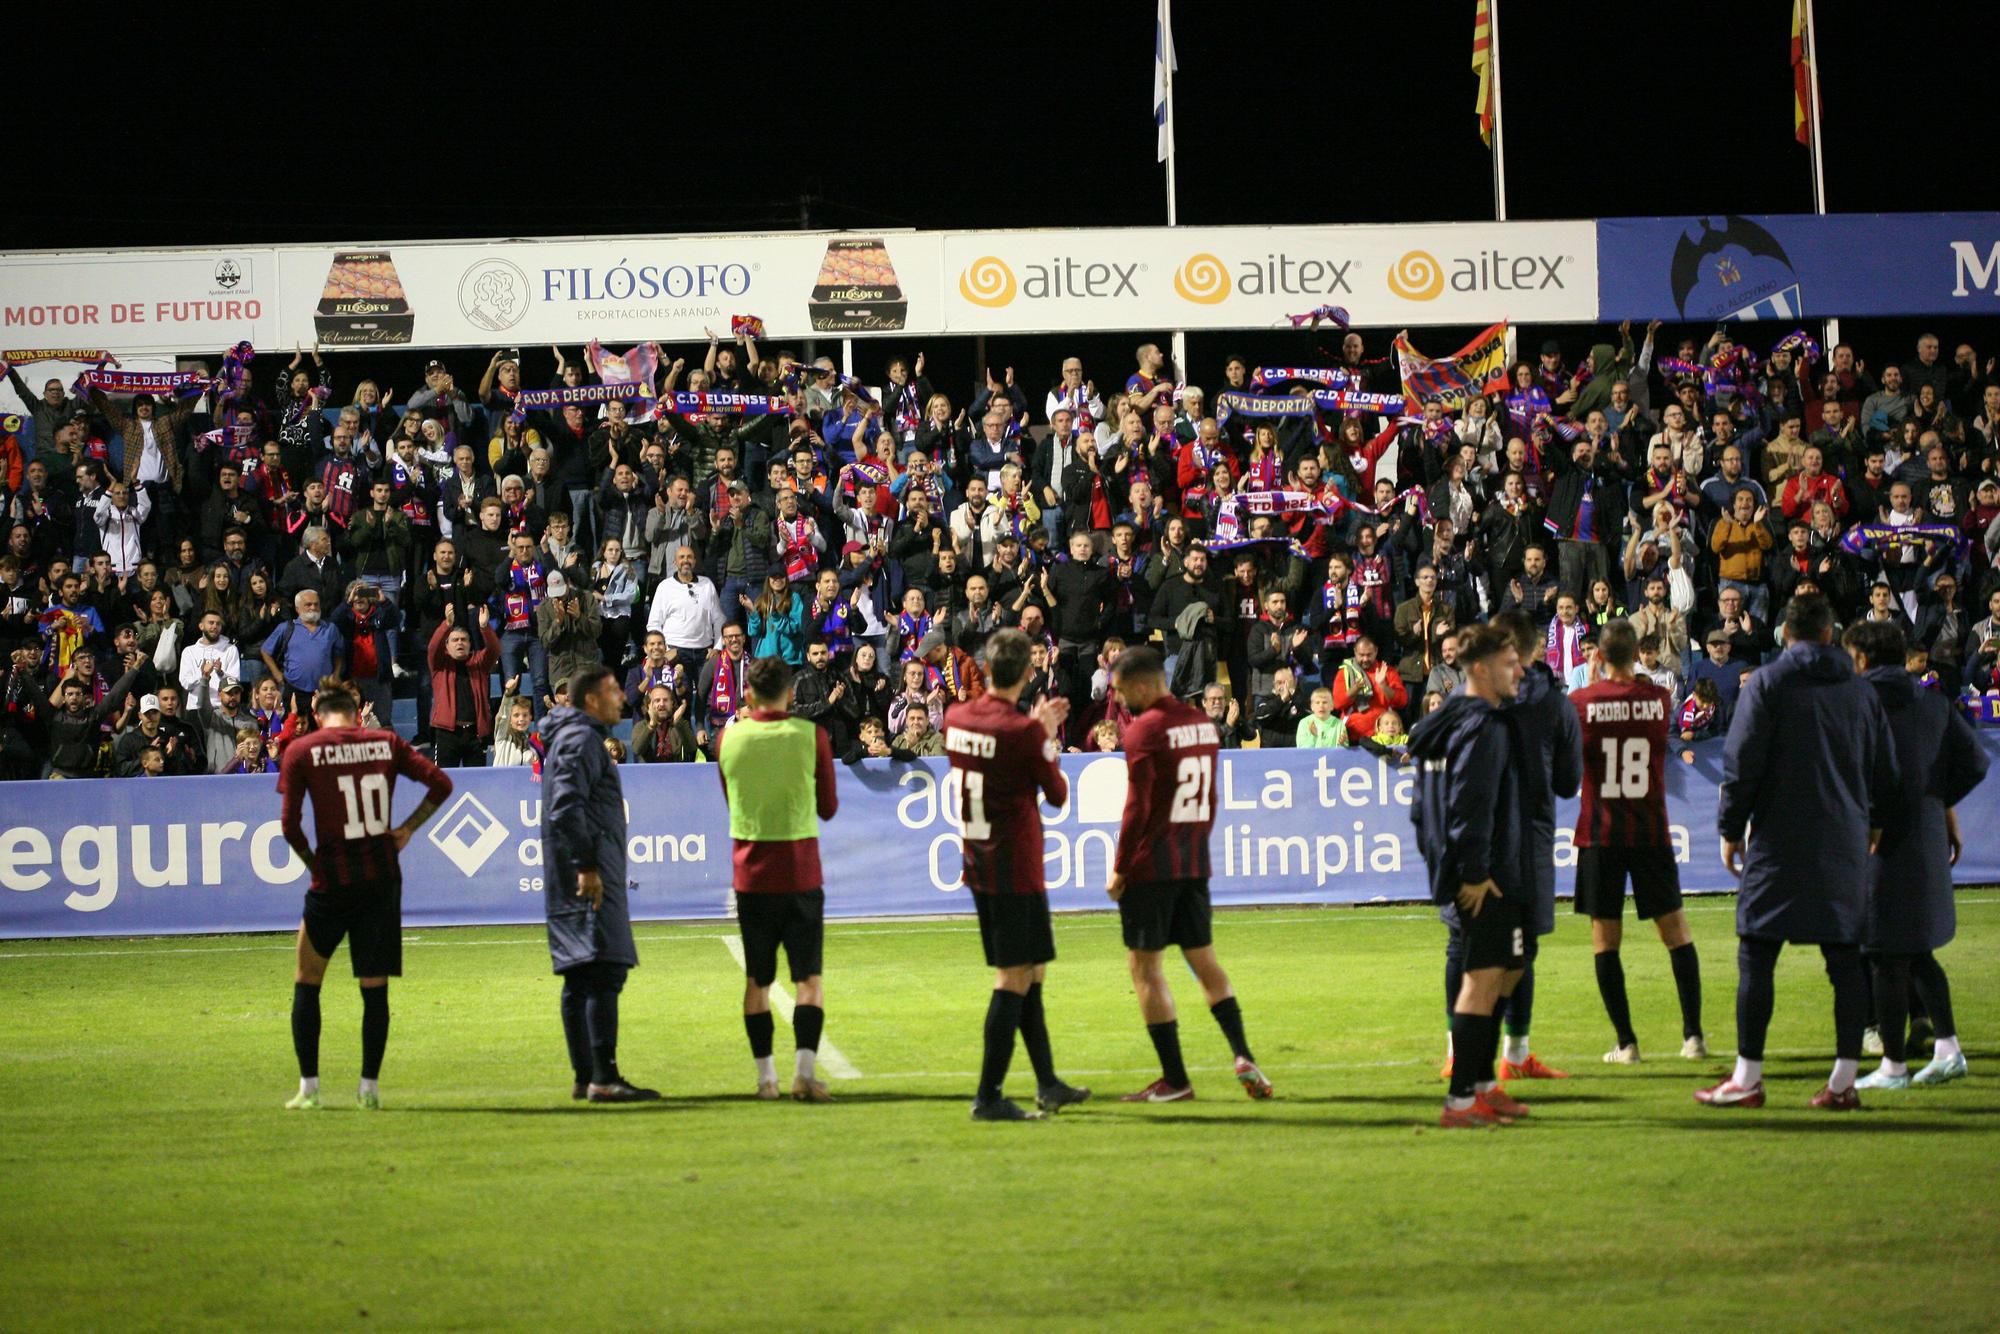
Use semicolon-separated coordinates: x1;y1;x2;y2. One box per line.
944;628;1089;1122
276;678;452;1110
1106;647;1271;1102
1569;620;1705;1063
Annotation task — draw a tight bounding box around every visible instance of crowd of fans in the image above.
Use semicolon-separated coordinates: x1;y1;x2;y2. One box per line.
2;317;1998;781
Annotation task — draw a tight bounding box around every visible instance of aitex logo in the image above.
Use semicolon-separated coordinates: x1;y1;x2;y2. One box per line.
957;255;1142;305
1173;253;1231;304
428;791;510;877
958;256;1017;307
1390;248;1569;301
1388;251;1444;301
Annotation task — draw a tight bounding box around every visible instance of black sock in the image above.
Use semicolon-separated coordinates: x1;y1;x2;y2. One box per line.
1832;944;1872;1056
586;986;621;1085
1447;1010;1488;1099
359;984;389;1080
1502;965;1534;1038
793;1003;824;1056
744;1009;775;1060
559;981;591;1082
1210;996;1252;1062
1479;1012;1503;1084
1443;927;1465;1027
1147;1019;1190;1088
1018;983;1058;1086
1910;952;1957;1039
1870;955;1912;1064
978;989;1025;1102
292;982;322;1079
1736;936;1781;1062
1594;950;1637;1048
1668;942;1703;1039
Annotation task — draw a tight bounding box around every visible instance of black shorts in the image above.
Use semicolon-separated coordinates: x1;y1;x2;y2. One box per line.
736;890;825;986
1573;844;1683;921
1460;887;1530;972
973;892;1057;969
1119;877;1214;953
301;878;403;978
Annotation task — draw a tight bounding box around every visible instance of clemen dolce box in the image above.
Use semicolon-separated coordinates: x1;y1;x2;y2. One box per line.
808;238;907;332
314;251;415;346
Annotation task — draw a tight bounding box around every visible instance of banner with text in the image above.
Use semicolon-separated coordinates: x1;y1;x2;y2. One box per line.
4;739;1996;940
1;220;1594;355
1595;212;2000;321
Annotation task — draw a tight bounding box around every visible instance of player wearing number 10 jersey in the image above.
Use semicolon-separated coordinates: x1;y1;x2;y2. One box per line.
276;678;452;1111
1569;621;1705;1064
944;629;1090;1122
1105;647;1271;1103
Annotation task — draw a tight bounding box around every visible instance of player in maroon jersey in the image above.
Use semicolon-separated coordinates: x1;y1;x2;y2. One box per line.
276;677;452;1110
1106;646;1272;1102
1569;620;1705;1064
943;628;1089;1122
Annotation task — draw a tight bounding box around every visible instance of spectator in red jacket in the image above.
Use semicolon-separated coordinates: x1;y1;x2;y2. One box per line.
1329;635;1409;739
428;602;503;767
1780;445;1850;523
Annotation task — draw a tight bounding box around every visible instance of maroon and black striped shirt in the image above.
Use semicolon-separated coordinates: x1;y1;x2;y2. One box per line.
1116;695;1220;882
278;725;452;891
1571;678;1672;848
945;695;1067;896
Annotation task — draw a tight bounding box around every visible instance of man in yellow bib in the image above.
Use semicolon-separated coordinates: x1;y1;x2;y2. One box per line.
718;655;841;1102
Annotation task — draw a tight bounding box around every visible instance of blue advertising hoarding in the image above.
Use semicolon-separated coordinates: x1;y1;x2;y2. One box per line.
1596;212;2000;321
2;739;1997;940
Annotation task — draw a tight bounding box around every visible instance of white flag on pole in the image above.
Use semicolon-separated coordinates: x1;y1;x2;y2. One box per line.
1154;0;1177;163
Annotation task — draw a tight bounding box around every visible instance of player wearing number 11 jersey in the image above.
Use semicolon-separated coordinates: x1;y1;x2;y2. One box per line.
277;678;452;1110
1569;621;1705;1064
1105;647;1271;1102
944;629;1090;1122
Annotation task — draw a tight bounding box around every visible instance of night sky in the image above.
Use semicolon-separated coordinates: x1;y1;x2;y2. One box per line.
7;2;1998;389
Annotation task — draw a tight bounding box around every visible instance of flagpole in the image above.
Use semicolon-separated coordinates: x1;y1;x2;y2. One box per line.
1802;0;1837;348
1161;0;1187;383
1488;0;1516;368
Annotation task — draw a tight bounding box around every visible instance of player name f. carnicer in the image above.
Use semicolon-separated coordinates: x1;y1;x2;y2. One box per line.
309;740;396;766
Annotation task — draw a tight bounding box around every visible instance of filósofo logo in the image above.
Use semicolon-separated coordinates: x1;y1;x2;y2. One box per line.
1668;216;1803;321
429;792;511;877
459;258;531;332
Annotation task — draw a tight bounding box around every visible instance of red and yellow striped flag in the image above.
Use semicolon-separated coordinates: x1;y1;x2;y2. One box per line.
1791;0;1812;146
1473;0;1494;146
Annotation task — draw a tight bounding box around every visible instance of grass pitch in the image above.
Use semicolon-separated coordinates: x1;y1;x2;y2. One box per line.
2;896;1998;1330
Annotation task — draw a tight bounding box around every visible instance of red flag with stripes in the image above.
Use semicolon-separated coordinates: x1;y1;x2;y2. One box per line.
1473;0;1494;147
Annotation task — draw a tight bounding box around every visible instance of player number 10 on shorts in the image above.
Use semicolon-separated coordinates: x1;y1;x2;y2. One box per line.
1599;737;1651;799
336;773;393;838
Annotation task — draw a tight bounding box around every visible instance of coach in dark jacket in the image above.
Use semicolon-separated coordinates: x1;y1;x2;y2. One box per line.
1848;620;1989;1088
1703;595;1898;1111
1498;613;1582;938
1718;610;1898;945
539;664;654;1101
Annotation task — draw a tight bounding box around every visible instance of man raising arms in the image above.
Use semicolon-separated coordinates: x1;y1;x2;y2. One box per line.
1569;619;1707;1063
277;677;452;1110
718;655;841;1103
1408;624;1534;1128
945;628;1089;1121
1106;646;1272;1102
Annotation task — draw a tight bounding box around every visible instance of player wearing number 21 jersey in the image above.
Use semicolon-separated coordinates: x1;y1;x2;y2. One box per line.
1106;646;1271;1103
276;679;452;1112
1569;620;1705;1065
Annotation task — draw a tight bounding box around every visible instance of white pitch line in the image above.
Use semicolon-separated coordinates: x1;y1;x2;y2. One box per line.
4;898;1997;961
720;935;861;1080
